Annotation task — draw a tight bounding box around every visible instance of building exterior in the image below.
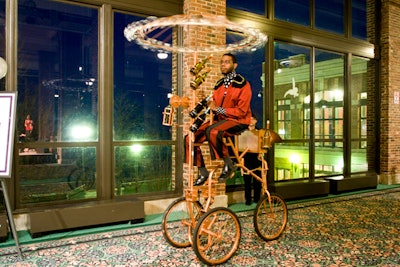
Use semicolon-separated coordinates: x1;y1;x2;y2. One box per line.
0;0;399;233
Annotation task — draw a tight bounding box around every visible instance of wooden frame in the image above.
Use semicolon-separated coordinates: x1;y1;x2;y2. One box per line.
0;92;17;178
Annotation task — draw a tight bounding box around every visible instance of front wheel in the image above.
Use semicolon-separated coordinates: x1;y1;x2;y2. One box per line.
161;197;202;248
253;193;288;241
192;207;241;266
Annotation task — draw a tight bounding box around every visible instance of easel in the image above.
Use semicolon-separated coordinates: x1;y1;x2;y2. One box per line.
0;92;23;258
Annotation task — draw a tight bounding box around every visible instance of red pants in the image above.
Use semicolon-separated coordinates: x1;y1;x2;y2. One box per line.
185;120;248;167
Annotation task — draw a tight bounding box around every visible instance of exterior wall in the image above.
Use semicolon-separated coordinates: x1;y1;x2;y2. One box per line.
379;0;400;184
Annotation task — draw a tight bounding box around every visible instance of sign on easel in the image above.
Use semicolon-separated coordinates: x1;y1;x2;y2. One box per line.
0;92;23;258
0;92;17;177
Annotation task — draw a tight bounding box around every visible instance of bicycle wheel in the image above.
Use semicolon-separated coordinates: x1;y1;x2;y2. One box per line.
193;207;241;266
161;197;202;248
253;193;288;241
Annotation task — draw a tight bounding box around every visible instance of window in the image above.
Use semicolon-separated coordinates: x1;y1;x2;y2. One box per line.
275;0;310;26
16;0;98;205
113;13;174;196
314;50;344;177
315;0;344;35
351;57;368;172
352;0;367;40
227;0;265;16
274;42;311;180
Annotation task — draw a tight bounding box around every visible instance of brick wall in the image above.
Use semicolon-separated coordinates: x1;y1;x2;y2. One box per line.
172;0;227;195
379;0;400;184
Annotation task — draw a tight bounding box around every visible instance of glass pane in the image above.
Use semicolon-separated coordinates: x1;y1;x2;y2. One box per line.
18;147;97;204
17;0;98;143
275;0;310;26
274;42;310;140
114;145;172;196
352;0;367;40
315;142;343;176
275;142;309;180
233;45;265;128
227;0;265;16
16;0;98;206
315;0;344;35
314;50;344;177
0;0;5;91
114;13;172;141
351;57;368;172
274;42;310;181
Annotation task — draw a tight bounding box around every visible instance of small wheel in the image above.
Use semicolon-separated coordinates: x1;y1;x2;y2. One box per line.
253;193;288;241
161;197;202;248
192;207;241;266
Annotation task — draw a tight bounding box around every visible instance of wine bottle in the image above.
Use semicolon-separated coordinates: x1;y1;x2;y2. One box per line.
262;120;271;148
190;56;211;76
190;108;210;133
190;68;210;90
189;95;212;118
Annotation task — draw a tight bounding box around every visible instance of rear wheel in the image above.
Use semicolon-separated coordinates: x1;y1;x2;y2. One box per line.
254;193;287;241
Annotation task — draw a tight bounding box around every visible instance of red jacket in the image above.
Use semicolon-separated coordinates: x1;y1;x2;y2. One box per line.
213;74;252;125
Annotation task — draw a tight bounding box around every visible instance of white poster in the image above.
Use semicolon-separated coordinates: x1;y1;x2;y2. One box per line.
0;92;17;178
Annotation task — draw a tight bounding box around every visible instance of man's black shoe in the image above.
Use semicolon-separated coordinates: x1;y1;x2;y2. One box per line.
218;164;237;183
194;174;208;186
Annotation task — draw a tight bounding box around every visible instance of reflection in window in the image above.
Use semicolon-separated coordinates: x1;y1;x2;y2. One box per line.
113;13;172;141
275;142;310;180
232;42;265;128
17;0;98;142
314;50;344;177
113;13;174;196
18;147;97;204
16;0;98;206
226;0;265;16
352;0;367;40
315;0;344;35
351;57;368;172
274;0;310;26
114;145;172;196
274;42;310;180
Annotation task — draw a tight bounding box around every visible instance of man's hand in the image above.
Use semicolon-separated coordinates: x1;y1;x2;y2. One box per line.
208;100;216;111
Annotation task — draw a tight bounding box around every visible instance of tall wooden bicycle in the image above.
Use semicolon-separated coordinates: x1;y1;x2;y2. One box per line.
161;119;288;265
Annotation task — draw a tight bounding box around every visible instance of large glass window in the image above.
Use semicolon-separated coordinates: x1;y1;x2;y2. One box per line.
314;50;344;177
16;0;98;205
226;0;265;16
351;57;368;172
113;13;173;196
352;0;367;40
315;0;344;35
275;0;310;26
274;42;310;180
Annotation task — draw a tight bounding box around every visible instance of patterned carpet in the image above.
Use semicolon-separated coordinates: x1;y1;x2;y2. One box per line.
0;187;400;266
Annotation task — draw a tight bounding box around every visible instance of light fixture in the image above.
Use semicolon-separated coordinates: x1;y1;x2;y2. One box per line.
0;57;7;79
157;51;168;60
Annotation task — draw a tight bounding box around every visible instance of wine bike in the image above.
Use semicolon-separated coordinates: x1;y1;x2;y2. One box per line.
161;54;286;265
161;119;287;265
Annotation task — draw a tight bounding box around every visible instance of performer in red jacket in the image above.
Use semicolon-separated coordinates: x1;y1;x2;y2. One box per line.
187;53;252;186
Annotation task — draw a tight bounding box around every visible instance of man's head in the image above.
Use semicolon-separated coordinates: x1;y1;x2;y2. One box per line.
220;53;238;75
